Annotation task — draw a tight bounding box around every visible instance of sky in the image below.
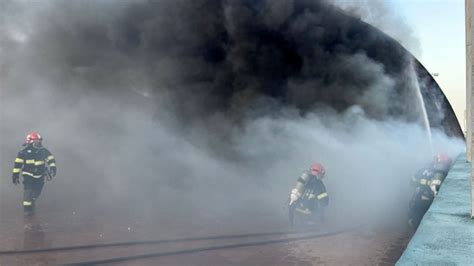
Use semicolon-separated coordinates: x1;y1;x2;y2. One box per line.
389;0;466;131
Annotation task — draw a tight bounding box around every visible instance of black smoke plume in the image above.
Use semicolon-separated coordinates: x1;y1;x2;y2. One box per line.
2;0;462;137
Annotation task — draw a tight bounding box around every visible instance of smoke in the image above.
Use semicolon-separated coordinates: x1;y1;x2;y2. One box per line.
329;0;421;57
0;0;464;243
1;0;426;122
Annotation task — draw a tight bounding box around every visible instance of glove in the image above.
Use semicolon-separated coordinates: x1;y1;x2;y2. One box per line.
50;167;56;177
12;176;19;185
289;189;301;206
430;179;441;196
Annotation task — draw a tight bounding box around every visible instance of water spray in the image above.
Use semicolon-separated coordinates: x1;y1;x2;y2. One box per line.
410;60;434;154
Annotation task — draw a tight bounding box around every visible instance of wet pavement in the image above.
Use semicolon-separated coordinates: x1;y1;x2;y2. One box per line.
0;205;411;265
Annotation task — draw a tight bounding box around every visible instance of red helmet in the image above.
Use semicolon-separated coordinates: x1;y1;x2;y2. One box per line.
26;132;42;145
310;163;325;178
432;153;451;165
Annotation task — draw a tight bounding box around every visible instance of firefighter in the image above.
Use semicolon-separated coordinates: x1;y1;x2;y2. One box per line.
289;163;329;223
12;132;57;217
408;153;452;228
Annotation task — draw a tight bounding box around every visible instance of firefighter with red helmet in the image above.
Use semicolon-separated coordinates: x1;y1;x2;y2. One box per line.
408;153;452;228
289;163;329;225
11;132;57;217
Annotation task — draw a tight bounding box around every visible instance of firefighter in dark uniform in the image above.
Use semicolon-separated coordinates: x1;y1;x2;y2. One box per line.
289;163;329;225
408;153;452;228
12;132;57;217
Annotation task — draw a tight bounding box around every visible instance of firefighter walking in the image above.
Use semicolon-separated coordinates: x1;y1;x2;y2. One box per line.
11;132;57;218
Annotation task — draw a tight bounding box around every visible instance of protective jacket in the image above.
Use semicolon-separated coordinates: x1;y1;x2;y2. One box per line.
410;166;435;188
293;171;328;206
410;161;451;195
12;145;56;180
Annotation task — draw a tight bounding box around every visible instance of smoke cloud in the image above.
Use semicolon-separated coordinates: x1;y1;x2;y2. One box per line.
329;0;421;57
0;0;464;246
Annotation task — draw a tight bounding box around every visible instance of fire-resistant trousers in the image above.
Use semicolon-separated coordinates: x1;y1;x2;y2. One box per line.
22;175;44;216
